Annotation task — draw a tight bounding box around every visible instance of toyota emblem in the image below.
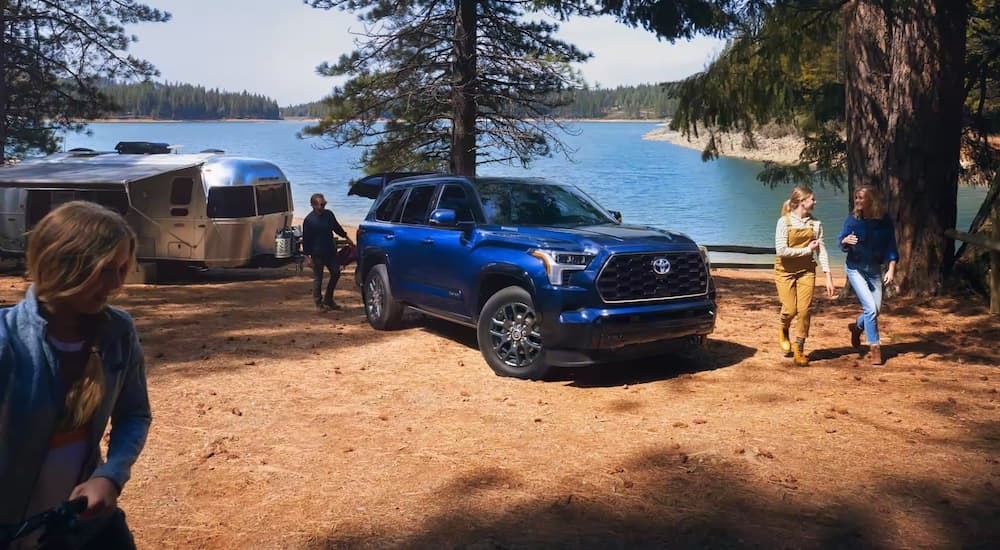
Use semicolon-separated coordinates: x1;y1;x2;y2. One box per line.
652;257;671;275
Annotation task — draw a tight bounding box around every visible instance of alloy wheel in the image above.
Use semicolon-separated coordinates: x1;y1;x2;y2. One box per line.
487;301;542;369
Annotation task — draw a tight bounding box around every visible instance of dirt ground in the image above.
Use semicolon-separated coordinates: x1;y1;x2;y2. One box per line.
2;253;998;549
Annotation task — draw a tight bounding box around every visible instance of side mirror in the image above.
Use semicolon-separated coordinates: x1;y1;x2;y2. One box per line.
609;210;623;223
429;208;458;227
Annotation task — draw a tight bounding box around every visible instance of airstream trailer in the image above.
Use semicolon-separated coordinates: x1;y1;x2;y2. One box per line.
0;143;297;270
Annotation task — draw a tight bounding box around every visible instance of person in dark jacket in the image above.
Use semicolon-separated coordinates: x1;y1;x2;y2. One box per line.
302;193;353;312
838;185;899;366
0;201;151;549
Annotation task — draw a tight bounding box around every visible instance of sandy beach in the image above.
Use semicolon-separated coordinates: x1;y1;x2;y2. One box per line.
643;122;805;165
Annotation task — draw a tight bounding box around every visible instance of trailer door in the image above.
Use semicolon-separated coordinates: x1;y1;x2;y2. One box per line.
163;177;197;258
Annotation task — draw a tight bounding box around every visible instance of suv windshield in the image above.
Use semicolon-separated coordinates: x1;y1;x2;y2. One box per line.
473;180;615;227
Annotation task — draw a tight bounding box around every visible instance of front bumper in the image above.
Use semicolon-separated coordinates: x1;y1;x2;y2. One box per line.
539;297;717;367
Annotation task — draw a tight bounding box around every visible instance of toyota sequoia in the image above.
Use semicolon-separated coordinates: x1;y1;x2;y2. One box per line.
354;174;717;380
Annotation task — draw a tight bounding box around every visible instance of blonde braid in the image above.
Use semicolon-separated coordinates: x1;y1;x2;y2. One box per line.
57;337;105;431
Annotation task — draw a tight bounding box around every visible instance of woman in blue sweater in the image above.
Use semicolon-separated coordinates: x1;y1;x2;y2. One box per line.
838;185;899;365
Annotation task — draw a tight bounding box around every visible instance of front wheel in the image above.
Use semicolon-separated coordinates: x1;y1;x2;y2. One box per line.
363;264;404;330
476;286;550;380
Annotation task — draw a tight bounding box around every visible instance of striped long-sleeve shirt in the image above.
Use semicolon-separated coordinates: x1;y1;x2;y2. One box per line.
775;213;831;273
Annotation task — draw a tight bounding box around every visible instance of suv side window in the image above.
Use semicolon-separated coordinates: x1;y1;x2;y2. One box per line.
399;185;436;225
437;184;476;223
374;188;406;222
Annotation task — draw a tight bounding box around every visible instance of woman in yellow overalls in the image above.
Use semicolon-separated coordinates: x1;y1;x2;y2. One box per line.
774;186;835;366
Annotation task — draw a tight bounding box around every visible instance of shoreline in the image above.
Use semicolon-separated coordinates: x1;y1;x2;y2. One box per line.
643;123;805;165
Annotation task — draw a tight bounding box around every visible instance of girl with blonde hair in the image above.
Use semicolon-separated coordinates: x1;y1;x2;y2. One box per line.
774;186;836;366
838;185;899;366
0;201;151;548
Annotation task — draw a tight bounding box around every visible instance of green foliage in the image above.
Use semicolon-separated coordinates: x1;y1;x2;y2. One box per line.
589;0;738;39
101;82;281;120
962;0;1000;185
1;0;170;161
667;1;846;187
668;0;1000;190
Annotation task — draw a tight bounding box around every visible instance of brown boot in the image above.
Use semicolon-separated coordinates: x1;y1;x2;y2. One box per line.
870;344;883;366
779;325;792;356
792;339;809;367
848;322;863;349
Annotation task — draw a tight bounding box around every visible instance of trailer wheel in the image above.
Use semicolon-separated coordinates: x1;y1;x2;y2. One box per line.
363;264;403;330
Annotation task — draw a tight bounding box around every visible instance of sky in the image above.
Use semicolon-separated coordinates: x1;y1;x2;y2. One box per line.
128;0;726;107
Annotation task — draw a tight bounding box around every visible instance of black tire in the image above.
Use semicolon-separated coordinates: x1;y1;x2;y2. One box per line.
476;286;550;380
363;264;404;330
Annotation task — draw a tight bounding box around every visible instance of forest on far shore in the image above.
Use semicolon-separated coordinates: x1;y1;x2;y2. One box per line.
98;81;679;121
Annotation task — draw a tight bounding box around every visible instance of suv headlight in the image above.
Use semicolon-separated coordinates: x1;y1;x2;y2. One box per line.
530;249;595;285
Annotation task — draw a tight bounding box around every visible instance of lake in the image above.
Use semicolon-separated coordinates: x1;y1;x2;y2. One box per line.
62;121;989;266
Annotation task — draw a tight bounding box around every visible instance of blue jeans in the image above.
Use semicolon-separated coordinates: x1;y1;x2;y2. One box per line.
845;265;883;345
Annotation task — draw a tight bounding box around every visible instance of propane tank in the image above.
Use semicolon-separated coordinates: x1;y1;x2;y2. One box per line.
274;227;295;259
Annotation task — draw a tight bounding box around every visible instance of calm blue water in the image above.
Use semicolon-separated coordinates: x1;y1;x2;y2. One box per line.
62;121;988;265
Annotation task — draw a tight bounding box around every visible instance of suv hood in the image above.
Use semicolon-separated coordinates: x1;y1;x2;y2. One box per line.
484;223;698;250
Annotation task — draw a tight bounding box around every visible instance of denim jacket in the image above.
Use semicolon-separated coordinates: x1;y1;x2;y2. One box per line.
0;287;151;525
837;214;900;271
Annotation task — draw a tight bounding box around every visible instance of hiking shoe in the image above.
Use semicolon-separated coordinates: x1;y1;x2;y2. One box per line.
324;302;342;311
848;322;863;349
316;303;327;313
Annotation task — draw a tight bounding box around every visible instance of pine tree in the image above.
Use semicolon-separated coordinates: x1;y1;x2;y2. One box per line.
301;0;592;176
0;0;170;161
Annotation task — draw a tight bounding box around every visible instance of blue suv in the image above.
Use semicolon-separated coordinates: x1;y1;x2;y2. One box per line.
354;174;717;379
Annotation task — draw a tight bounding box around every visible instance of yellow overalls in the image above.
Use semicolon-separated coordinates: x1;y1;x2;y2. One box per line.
775;215;817;364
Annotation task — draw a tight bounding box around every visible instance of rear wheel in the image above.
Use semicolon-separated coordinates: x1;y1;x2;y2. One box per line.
363;264;404;330
476;286;550;380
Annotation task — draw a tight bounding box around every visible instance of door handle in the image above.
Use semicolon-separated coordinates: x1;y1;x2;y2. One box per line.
384;234;395;240
421;238;434;245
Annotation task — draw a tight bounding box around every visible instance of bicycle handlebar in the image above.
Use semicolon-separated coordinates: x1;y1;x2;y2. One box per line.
0;497;88;549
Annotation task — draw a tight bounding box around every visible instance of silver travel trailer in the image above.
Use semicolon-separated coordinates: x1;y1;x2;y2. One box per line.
0;143;297;270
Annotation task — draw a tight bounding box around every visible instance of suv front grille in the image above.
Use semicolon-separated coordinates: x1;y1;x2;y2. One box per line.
597;251;709;303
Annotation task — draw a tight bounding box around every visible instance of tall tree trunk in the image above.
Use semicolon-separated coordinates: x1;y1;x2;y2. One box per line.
844;0;891;206
1;0;8;164
885;0;968;296
451;0;477;176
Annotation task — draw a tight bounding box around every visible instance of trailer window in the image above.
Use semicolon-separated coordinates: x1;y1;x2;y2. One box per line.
93;190;130;215
207;186;255;218
51;190;129;215
255;183;289;215
170;178;194;205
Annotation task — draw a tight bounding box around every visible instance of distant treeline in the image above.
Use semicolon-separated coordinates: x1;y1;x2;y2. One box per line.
98;81;678;121
101;82;281;120
280;83;680;120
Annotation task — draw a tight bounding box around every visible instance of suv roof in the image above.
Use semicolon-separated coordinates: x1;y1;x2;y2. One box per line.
381;174;559;191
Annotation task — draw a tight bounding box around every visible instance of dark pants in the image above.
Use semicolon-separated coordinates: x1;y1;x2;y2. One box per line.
311;252;341;306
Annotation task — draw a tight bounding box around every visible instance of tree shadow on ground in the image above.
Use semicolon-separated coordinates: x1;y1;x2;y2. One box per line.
807;339;964;364
152;265;300;284
98;267;407;378
304;444;1000;550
